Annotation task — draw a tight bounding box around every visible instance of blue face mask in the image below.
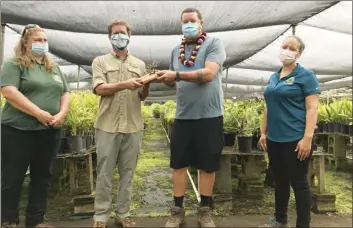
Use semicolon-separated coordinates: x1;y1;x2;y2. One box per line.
32;42;49;56
111;33;130;51
182;22;199;38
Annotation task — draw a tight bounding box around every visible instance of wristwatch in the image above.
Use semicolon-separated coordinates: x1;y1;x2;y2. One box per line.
175;71;181;82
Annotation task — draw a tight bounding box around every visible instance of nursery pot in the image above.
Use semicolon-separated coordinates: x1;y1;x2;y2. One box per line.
59;137;69;154
333;123;341;133
223;132;235;146
252;132;260;149
342;124;349;135
92;134;96;146
350;125;353;136
153;113;160;118
323;123;329;132
317;122;323;133
237;135;253;153
67;135;84;153
86;135;93;149
328;123;334;132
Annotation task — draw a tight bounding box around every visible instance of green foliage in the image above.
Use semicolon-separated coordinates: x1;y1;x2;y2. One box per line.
224;99;262;136
141;104;152;120
150;103;161;117
64;91;99;135
318;98;352;125
223;99;239;133
160;100;176;123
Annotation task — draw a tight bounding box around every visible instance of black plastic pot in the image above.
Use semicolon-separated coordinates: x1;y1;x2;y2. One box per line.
323;123;329;132
59;137;69;154
350;125;353;136
92;135;96;146
342;124;349;135
237;136;253;153
333;123;341;133
224;132;236;146
67;135;84;153
252;133;260;149
86;135;93;149
328;123;334;132
317;122;323;133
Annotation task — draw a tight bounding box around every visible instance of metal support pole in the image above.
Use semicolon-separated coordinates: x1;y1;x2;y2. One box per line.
225;67;229;100
0;23;6;69
77;65;81;90
292;24;297;35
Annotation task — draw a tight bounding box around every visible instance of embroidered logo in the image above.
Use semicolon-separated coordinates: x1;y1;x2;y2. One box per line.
52;74;63;84
284;77;295;84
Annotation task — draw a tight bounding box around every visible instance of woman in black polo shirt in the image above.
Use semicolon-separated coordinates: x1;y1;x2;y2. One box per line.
1;24;70;228
259;36;320;228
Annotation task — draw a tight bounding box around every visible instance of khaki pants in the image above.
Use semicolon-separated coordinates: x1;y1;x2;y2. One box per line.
93;129;143;223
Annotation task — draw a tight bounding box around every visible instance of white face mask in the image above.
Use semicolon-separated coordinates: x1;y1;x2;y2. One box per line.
279;49;297;65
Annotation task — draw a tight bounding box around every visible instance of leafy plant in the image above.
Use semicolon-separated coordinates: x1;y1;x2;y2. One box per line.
150;103;161;117
223;100;239;133
141;104;151;120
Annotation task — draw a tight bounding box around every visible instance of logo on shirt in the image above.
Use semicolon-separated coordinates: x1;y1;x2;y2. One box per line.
284;77;295;85
52;74;63;84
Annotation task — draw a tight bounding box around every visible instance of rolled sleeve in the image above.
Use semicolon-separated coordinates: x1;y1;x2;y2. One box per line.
1;60;21;88
92;57;107;93
205;37;226;67
303;72;321;96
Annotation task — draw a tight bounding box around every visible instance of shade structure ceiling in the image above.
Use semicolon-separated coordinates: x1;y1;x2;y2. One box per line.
1;1;351;101
1;1;338;34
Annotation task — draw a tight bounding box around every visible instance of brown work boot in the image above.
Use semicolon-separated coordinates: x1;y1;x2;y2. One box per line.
165;206;185;227
93;221;107;228
35;224;54;228
1;223;17;228
197;206;216;228
115;216;136;227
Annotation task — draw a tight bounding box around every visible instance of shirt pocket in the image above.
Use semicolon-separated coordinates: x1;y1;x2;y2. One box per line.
105;64;121;83
127;65;142;79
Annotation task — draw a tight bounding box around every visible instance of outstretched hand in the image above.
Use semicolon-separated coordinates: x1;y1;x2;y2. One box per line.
127;78;143;90
156;70;176;83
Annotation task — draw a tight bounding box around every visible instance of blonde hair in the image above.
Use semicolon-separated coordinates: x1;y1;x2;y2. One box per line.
14;25;56;72
107;20;132;37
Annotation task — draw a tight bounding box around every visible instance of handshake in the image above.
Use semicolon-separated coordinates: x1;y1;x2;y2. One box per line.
127;70;175;90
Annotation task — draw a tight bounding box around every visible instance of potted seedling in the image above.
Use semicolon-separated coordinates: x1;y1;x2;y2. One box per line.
223;100;239;146
237;106;258;153
318;104;329;133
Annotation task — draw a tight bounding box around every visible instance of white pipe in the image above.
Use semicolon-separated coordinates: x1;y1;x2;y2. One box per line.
0;23;6;69
160;121;201;203
225;67;229;99
77;65;81;89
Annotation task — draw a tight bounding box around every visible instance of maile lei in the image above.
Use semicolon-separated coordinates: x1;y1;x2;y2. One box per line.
178;32;207;67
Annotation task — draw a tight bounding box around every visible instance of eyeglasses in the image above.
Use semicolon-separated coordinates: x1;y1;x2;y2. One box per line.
21;24;38;37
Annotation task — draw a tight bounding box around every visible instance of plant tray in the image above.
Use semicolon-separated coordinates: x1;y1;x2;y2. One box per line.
140;73;158;84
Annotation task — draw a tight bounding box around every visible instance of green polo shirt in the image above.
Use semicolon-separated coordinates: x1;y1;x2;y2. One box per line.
264;63;320;142
1;58;69;131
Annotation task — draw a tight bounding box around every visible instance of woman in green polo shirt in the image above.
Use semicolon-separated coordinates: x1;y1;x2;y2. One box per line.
1;24;70;228
259;36;320;228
